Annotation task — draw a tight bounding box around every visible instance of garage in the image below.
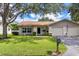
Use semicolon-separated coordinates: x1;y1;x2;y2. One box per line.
49;20;79;37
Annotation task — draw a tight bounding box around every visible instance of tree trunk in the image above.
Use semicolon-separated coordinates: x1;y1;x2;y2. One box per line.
2;3;9;39
2;23;7;39
2;17;7;39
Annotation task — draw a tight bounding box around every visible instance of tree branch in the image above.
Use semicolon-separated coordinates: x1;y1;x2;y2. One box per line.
7;11;22;25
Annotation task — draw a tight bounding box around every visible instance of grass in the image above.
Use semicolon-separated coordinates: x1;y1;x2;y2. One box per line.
0;35;66;56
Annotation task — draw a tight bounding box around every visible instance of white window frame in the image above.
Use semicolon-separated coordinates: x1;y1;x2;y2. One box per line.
22;27;32;34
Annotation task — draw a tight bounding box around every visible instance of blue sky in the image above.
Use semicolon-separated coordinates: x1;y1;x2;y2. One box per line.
15;3;71;22
57;9;71;20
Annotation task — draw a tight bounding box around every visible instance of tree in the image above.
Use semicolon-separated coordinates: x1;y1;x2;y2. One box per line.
69;3;79;22
0;3;64;39
0;4;28;39
38;17;54;21
10;23;19;30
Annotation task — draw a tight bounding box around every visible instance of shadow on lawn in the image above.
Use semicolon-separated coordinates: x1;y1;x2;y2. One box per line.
0;36;39;44
0;36;55;44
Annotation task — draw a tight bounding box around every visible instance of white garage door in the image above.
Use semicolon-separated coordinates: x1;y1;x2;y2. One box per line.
52;27;79;36
52;28;63;36
67;28;79;36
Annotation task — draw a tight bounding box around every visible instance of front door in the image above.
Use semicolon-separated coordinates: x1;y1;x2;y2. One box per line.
37;27;41;35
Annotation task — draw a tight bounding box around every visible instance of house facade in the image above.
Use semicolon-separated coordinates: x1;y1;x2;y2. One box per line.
18;20;79;37
18;21;53;35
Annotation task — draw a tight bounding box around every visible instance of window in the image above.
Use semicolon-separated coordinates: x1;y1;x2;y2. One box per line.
8;28;10;31
22;27;32;34
27;28;31;33
43;30;46;32
22;28;26;33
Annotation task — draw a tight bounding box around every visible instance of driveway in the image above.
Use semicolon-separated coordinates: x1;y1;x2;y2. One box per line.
58;36;79;46
58;36;79;56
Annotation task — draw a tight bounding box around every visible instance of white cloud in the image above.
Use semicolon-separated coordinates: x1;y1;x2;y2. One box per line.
30;13;36;18
16;13;62;22
66;13;71;20
57;13;63;18
15;17;37;23
43;13;61;21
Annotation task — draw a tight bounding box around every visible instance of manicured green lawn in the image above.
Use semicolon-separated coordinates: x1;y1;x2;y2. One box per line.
0;35;66;56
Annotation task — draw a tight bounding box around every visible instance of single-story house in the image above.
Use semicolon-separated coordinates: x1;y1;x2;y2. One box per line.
18;20;79;37
18;21;53;35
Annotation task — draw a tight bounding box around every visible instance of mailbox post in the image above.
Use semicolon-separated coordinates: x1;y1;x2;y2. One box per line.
56;37;61;52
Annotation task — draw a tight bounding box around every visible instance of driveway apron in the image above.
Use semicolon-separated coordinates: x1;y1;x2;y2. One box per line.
58;36;79;56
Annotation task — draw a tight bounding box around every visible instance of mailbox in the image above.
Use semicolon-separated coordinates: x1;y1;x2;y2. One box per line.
57;38;61;44
55;37;61;52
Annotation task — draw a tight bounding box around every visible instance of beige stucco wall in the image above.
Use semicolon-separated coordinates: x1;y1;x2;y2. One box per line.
50;21;79;28
33;27;37;32
49;20;79;36
19;26;48;35
19;27;22;35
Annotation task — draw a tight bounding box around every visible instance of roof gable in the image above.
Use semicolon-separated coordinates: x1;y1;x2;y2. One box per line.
49;19;79;26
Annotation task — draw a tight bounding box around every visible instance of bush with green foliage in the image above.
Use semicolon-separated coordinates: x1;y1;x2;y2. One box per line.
32;32;36;36
10;24;19;30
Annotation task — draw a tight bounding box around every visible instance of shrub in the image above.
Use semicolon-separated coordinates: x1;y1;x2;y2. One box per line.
32;32;36;36
43;33;51;36
12;32;19;35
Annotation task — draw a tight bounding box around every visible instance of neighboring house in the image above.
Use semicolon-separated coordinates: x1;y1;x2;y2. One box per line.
0;20;11;34
18;20;79;37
